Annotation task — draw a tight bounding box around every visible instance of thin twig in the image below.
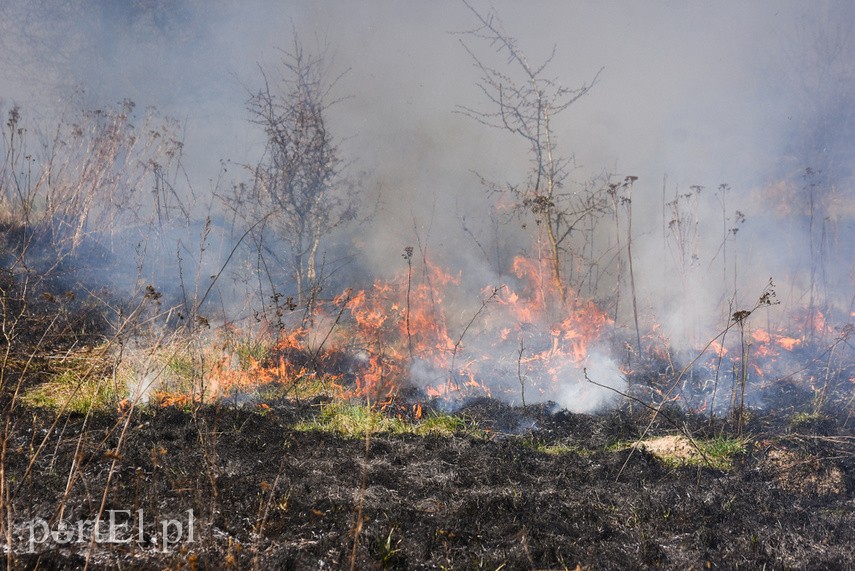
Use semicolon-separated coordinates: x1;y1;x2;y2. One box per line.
449;286;502;388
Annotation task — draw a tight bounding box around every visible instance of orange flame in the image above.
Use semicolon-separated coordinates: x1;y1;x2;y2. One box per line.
335;255;611;402
151;254;613;408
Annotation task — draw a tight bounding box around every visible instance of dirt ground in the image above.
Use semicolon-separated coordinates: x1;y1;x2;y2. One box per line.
4;395;855;570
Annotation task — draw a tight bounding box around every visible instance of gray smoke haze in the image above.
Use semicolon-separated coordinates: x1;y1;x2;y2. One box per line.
1;1;853;404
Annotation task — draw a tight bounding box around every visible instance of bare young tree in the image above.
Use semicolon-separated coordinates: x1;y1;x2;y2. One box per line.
457;1;608;301
238;38;357;308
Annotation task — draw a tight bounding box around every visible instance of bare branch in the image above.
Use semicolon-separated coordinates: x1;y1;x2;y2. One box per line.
457;0;607;296
234;38;360;308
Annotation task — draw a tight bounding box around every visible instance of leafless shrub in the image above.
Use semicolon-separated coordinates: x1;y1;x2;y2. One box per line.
226;36;359;315
456;1;609;301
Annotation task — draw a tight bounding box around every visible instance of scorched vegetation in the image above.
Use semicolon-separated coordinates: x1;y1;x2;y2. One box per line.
1;2;854;570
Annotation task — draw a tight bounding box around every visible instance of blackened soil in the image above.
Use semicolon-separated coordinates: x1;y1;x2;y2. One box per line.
4;398;855;570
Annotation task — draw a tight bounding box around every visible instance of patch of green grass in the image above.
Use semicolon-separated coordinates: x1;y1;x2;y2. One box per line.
534;442;589;456
292;402;481;439
606;439;635;452
790;411;828;429
252;374;343;402
166;354;199;381
22;369;121;414
696;436;747;470
288;376;342;400
155;355;200;398
294;402;407;437
412;411;469;436
253;382;291;401
231;335;273;370
519;436;589;455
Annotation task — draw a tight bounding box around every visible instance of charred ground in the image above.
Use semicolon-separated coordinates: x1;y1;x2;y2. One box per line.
4;394;855;570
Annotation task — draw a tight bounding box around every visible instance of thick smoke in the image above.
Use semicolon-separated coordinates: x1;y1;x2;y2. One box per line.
1;1;853;410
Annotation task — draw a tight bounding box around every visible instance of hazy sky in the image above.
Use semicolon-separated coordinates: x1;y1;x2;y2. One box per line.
0;1;822;188
1;0;851;318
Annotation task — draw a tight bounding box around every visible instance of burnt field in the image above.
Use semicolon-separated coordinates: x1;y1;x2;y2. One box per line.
5;394;855;570
4;2;855;570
